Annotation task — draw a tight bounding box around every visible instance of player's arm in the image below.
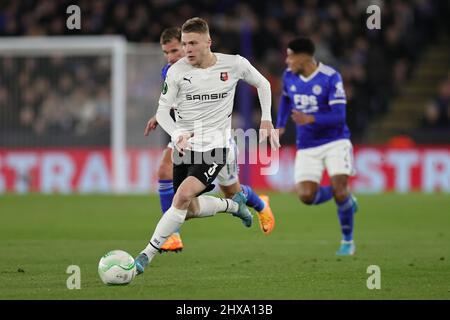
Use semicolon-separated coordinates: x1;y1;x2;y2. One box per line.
237;56;280;149
314;72;347;126
144;115;158;136
155;73;178;139
144;109;175;135
155;72;192;153
291;72;347;126
144;64;172;136
291;109;315;125
276;77;293;136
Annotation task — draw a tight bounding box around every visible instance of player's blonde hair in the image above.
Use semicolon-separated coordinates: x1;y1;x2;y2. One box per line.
181;17;209;35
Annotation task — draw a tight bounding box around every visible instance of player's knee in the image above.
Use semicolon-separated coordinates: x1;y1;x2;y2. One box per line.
174;189;194;207
297;190;315;205
333;189;349;203
157;163;172;180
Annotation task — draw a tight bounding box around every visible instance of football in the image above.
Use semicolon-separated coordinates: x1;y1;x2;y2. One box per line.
98;250;136;285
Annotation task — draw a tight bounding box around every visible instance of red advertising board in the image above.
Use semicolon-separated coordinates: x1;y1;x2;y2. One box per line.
247;146;450;193
0;146;449;193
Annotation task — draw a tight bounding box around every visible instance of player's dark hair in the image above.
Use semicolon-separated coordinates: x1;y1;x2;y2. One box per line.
182;17;209;35
160;27;181;45
288;37;315;56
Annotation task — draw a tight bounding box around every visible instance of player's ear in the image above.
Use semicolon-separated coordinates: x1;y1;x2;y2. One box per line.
207;35;212;47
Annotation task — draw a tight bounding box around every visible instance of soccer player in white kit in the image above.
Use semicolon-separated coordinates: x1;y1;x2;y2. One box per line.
145;27;276;253
135;17;279;274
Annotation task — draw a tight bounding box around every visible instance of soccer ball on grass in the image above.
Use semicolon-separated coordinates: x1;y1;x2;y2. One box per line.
98;250;136;285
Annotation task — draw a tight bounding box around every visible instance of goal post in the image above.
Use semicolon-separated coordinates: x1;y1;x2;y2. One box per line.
0;36;165;193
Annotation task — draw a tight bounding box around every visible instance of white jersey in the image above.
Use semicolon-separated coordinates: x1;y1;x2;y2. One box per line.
156;53;272;152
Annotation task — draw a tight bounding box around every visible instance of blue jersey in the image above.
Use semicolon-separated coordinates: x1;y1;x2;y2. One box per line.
276;63;350;149
161;63;170;81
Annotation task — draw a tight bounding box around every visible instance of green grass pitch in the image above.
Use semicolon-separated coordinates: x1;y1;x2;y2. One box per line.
0;193;449;299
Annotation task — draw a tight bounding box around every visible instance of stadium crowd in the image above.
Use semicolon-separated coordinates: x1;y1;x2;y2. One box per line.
0;56;111;139
0;0;448;145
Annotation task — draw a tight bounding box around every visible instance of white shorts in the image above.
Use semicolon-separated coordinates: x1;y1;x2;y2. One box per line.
216;140;239;187
167;141;174;149
295;139;355;184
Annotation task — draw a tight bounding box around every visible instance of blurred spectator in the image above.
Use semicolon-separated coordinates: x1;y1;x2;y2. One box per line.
421;101;442;128
422;77;450;128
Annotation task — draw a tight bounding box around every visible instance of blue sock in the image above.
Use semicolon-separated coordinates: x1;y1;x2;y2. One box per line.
241;184;265;212
158;179;179;234
158;180;174;214
312;186;333;205
336;195;355;242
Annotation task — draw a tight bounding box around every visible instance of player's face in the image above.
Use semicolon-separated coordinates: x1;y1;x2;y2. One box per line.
286;49;308;75
181;32;211;66
161;39;185;65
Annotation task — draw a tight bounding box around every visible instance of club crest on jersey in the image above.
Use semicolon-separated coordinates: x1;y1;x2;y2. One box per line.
313;85;322;95
220;72;228;81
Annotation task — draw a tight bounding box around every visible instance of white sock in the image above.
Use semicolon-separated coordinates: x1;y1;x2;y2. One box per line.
188;196;238;218
141;206;187;261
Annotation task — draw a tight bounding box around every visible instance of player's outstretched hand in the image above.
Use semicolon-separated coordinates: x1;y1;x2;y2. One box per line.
259;120;280;150
291;110;315;125
144;115;158;136
175;132;194;155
